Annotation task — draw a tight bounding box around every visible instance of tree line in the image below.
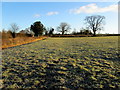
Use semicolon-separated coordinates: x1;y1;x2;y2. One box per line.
1;15;105;38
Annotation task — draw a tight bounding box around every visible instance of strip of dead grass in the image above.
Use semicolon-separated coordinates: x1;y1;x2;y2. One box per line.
1;36;48;49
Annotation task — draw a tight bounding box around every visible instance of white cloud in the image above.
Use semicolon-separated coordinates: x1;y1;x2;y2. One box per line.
70;3;118;14
47;12;59;16
34;14;40;18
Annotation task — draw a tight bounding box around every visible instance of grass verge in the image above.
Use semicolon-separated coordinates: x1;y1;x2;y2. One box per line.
1;36;48;49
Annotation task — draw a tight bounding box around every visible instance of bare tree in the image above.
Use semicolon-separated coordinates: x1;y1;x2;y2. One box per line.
57;22;71;35
49;27;54;36
10;23;19;38
85;15;105;36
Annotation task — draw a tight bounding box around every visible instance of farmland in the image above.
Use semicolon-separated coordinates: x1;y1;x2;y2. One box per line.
2;36;120;89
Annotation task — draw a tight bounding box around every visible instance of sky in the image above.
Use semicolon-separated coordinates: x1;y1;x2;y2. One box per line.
1;1;119;34
1;0;119;2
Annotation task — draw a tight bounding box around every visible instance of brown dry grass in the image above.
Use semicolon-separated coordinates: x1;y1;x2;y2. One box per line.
1;36;47;49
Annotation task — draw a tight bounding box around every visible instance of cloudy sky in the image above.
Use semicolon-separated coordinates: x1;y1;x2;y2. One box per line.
2;2;118;34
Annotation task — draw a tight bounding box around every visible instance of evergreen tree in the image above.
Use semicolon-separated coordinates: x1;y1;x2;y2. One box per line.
30;21;46;36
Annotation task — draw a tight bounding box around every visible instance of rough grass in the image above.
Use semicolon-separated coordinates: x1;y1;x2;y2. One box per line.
2;36;120;89
2;36;47;49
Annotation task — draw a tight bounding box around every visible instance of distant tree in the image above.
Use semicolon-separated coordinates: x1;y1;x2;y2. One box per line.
57;22;71;35
80;28;92;35
85;15;105;36
10;23;19;38
24;27;30;33
19;28;35;37
49;28;54;36
30;21;46;37
45;30;48;36
7;30;13;38
45;27;50;36
84;30;91;35
72;28;77;35
2;29;6;33
2;29;7;38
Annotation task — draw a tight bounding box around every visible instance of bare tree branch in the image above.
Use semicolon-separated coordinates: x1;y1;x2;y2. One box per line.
57;22;71;35
10;23;19;38
85;15;105;36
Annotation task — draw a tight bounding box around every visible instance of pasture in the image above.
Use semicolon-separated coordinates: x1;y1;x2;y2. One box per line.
2;36;120;89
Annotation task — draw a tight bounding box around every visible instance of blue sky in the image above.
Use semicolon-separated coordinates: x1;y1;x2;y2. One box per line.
2;2;118;34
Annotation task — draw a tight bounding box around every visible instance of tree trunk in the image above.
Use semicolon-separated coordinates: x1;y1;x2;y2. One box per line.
12;32;16;38
93;31;96;36
62;31;64;35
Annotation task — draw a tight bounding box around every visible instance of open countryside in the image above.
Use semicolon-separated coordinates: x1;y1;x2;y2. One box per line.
1;2;120;89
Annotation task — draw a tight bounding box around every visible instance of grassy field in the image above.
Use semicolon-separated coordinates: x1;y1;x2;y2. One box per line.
2;36;120;89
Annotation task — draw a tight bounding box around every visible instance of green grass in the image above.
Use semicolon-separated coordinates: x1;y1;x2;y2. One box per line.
2;36;120;89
